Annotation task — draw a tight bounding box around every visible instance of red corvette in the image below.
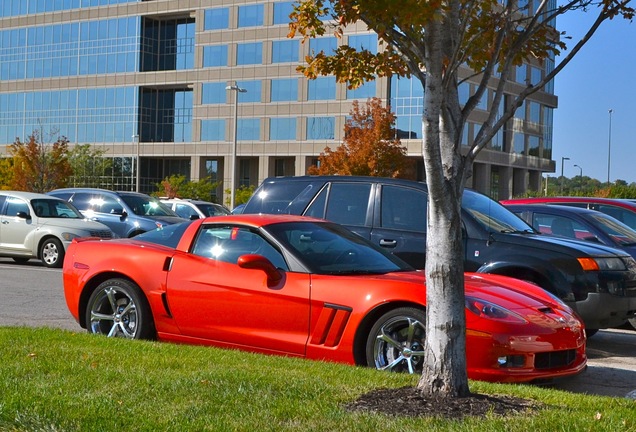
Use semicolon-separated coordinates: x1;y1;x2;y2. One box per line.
63;214;586;382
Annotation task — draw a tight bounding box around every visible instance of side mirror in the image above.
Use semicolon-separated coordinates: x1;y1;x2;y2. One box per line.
16;211;31;220
237;254;283;286
189;214;200;220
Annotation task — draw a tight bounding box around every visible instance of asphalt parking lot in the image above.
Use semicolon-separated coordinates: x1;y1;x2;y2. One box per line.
1;257;634;398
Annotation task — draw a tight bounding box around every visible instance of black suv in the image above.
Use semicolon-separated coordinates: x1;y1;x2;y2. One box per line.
243;176;636;331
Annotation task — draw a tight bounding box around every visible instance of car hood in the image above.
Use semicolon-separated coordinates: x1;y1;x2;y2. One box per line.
143;215;187;224
492;231;630;258
38;218;111;232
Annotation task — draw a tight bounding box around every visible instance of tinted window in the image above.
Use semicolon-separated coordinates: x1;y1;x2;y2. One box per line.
243;181;314;214
192;225;288;270
32;199;83;218
266;221;411;274
4;197;29;216
380;185;427;232
462;190;533;233
135;221;191;248
597;205;636;230
325;183;371;226
174;204;198;219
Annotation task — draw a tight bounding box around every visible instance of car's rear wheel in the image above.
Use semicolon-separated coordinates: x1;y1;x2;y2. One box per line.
366;307;426;374
86;278;155;340
40;238;64;268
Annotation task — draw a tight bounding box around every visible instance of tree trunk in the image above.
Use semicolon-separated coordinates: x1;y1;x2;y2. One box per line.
416;16;470;398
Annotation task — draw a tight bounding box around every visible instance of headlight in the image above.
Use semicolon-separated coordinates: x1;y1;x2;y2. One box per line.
577;257;626;271
465;297;527;324
61;232;84;241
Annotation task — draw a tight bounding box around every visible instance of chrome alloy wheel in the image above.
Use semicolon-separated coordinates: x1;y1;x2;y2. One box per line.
88;286;139;338
368;308;426;374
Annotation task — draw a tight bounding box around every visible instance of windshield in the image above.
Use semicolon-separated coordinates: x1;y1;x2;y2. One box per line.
121;194;180;217
32;199;84;219
134;221;192;248
265;221;413;275
462;190;535;233
199;203;231;216
589;213;636;246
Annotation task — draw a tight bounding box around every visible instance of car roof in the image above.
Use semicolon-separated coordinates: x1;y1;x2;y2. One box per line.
50;188;153;198
0;191;66;201
198;213;327;227
504;203;605;216
501;196;636;209
261;175;429;189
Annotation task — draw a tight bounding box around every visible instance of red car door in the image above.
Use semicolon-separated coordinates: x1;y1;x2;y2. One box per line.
165;225;311;356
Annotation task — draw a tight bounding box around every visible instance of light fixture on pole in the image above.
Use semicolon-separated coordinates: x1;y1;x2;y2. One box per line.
560;156;569;195
573;164;582;188
607;108;613;185
132;134;140;192
226;84;247;210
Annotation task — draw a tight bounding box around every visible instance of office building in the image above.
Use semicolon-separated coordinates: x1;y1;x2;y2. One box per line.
0;0;556;203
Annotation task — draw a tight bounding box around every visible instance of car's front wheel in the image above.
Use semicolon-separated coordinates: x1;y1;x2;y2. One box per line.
40;238;64;268
86;278;155;340
365;307;426;374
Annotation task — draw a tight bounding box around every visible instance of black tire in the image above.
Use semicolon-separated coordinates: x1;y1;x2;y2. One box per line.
12;257;30;264
85;278;155;340
40;238;64;268
365;307;426;374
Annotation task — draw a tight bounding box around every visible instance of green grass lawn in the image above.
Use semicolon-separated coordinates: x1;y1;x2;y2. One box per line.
0;327;633;431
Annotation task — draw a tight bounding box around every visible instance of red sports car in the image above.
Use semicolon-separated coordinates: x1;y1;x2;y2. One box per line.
62;214;586;382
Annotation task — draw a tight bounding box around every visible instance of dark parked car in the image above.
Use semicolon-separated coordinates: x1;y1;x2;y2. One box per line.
501;197;636;232
242;176;636;332
504;203;636;260
48;188;186;238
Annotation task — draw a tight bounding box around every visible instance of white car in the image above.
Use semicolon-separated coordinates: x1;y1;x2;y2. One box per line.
0;191;114;268
161;198;230;220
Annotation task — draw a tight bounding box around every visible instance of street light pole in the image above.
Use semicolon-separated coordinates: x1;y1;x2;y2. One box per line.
560;156;570;195
607;108;613;185
573;164;582;189
226;84;247;210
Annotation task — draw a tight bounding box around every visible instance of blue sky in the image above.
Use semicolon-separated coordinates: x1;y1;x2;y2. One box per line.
552;11;636;184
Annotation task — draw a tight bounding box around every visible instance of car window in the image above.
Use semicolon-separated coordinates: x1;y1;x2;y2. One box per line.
67;192;93;211
532;214;592;240
324;183;371;226
120;194;177;217
597;205;636;231
462;190;533;233
32;198;83;218
380;185;427;232
175;204;198;219
589;213;636;246
244;180;314;214
134;221;192;248
192;225;288;270
304;185;328;218
4;197;30;217
198;204;230;216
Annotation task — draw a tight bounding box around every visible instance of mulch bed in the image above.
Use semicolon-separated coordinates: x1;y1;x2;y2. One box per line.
346;386;539;419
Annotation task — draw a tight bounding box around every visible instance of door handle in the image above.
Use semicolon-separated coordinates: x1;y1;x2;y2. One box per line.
379;239;397;248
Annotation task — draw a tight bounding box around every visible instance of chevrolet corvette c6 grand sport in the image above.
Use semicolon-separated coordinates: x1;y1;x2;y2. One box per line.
63;214;587;383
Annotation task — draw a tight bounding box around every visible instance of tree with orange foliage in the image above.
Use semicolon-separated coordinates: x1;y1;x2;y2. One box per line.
309;98;412;178
9;130;73;193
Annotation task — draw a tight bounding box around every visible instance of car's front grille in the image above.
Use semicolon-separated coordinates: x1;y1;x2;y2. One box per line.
89;230;113;239
535;349;576;369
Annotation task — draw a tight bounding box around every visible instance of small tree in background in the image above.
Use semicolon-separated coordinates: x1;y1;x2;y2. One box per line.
154;174;221;201
0;158;13;190
67;144;112;188
9;130;73;193
224;185;255;208
308;98;413;178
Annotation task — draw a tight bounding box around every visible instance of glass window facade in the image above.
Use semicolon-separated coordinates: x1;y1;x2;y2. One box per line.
202;83;227;104
270;118;297;140
238;4;264;27
238;118;260;140
201;119;226;141
236;81;262;103
203;45;228;67
0;87;138;145
0;0;137;18
271;78;298;102
306;117;335;140
348;34;377;54
308;77;336;100
141;18;195;72
0;17;139;81
140;88;193;143
390;76;423;139
272;39;299;63
204;8;229;30
273;2;295;25
309;37;337;55
237;42;263;65
346;81;376;100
